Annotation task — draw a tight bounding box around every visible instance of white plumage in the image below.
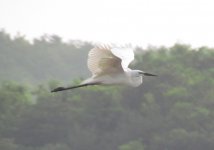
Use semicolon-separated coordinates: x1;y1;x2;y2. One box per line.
51;45;156;92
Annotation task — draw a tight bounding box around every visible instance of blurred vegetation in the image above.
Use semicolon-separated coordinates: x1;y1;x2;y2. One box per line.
0;30;214;150
0;30;93;83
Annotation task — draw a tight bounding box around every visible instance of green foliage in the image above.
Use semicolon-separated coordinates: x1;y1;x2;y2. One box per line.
0;138;18;150
40;143;70;150
0;30;92;83
0;31;214;150
0;81;31;137
119;140;145;150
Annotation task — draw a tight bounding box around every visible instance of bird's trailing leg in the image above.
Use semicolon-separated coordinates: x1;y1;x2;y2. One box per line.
51;82;102;92
142;72;157;76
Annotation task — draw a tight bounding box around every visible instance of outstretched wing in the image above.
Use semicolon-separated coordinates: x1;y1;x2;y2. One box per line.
87;45;124;76
111;47;134;70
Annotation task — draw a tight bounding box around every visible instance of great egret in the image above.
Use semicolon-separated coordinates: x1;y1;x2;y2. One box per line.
51;45;156;92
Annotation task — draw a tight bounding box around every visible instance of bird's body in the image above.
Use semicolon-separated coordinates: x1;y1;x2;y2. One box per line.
51;45;156;92
82;69;143;87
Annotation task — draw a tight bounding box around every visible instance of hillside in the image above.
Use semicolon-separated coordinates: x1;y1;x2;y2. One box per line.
1;31;214;150
0;31;93;83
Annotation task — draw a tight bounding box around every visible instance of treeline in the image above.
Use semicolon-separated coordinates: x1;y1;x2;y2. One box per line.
0;30;93;83
0;31;214;150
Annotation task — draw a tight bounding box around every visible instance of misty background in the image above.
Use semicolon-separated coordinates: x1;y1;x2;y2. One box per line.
1;0;214;47
0;30;214;150
1;0;214;149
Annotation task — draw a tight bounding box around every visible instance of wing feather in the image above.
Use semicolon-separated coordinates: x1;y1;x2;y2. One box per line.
111;47;134;70
87;45;124;76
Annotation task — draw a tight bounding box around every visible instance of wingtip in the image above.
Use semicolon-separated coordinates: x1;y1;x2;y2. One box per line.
94;44;112;50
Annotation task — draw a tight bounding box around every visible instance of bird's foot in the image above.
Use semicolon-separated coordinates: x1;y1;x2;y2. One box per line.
51;87;65;92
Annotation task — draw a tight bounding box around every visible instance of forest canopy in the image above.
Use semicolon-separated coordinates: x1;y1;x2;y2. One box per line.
0;30;214;150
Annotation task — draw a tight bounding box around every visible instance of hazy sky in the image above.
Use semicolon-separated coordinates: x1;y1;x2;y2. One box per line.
0;0;214;47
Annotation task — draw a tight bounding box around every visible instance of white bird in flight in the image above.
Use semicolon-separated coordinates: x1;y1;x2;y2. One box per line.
51;45;156;92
